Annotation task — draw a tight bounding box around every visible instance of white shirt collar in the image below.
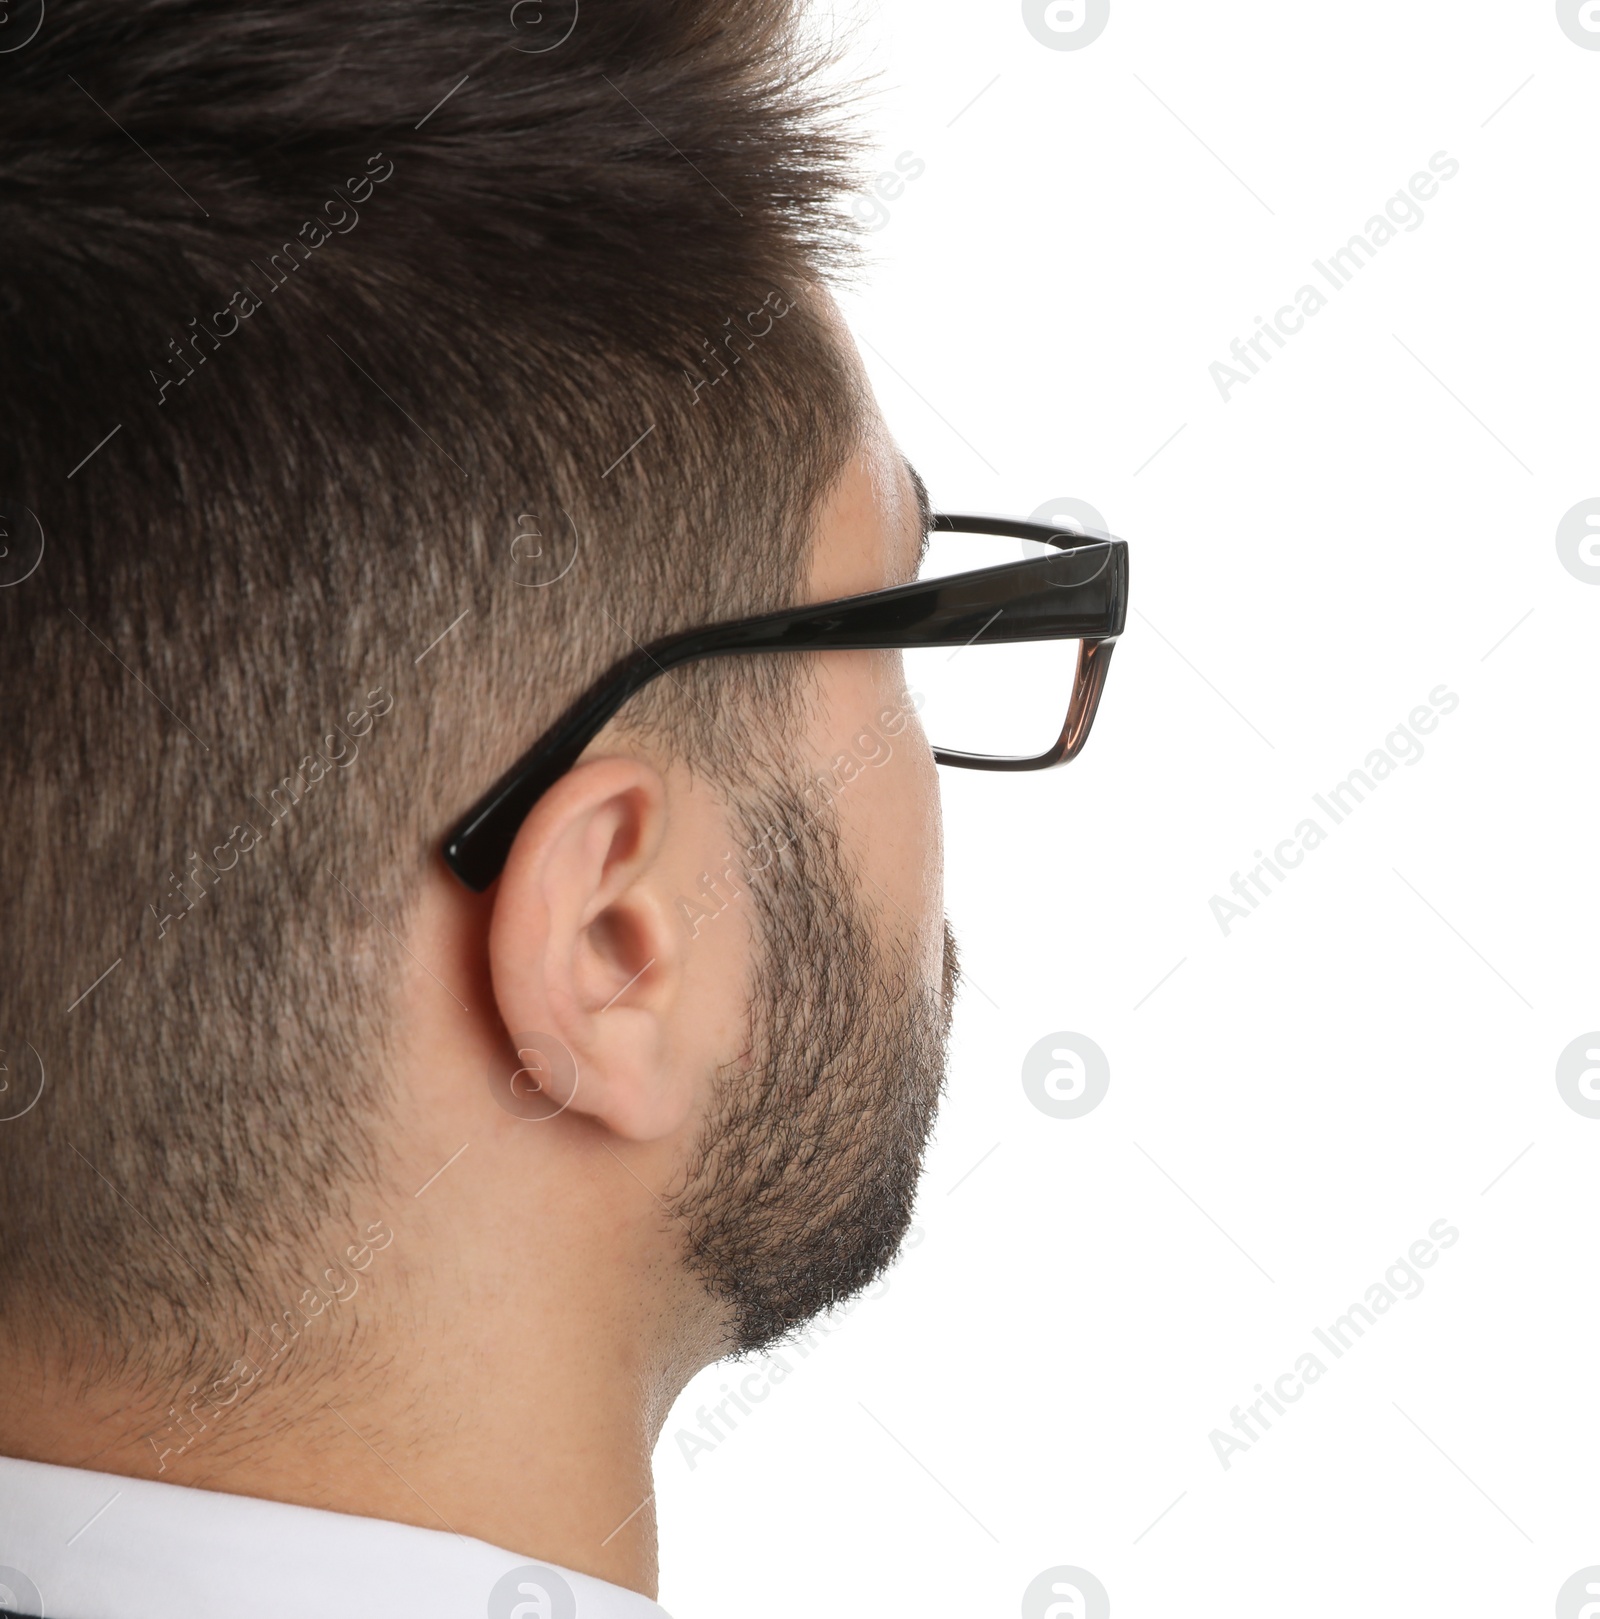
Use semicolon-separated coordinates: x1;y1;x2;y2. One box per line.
0;1455;671;1619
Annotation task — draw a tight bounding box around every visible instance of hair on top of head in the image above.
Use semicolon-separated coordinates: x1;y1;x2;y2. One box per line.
4;1;861;318
0;0;872;1384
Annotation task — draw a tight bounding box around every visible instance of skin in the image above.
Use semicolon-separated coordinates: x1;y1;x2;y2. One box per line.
0;351;943;1599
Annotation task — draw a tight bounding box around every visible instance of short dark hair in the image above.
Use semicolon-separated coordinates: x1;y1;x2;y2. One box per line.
0;0;866;1384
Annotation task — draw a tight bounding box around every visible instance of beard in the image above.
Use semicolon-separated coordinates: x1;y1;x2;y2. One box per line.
665;774;959;1356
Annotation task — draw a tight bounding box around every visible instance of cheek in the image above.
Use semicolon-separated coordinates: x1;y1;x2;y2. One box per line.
870;723;945;973
813;652;944;974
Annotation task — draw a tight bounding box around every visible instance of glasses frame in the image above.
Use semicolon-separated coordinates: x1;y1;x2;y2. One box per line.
443;513;1129;891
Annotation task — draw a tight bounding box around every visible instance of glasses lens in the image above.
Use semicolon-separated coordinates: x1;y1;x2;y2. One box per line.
901;529;1082;760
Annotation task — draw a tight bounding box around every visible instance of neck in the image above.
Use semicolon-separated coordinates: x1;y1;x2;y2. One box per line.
0;1203;711;1599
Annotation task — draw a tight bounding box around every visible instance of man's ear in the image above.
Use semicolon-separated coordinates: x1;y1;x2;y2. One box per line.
486;756;693;1142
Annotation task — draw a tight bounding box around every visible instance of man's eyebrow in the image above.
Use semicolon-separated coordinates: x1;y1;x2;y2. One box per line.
903;455;933;569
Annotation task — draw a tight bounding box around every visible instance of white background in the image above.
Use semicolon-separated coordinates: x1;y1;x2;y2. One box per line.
654;4;1600;1615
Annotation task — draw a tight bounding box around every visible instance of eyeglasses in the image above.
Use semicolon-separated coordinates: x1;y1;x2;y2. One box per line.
443;512;1130;891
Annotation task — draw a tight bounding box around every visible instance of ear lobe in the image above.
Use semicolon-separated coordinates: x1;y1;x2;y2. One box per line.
486;757;695;1142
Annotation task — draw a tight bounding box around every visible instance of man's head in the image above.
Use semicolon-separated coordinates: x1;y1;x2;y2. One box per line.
0;0;953;1464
